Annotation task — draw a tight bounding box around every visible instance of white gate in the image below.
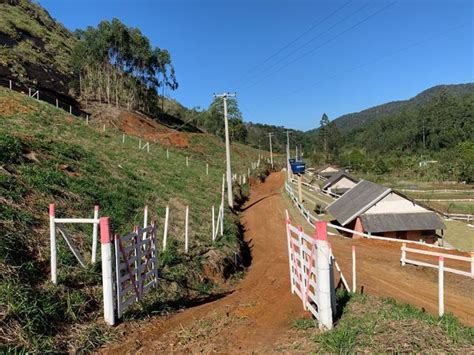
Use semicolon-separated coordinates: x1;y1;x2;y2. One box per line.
285;215;339;330
114;223;159;318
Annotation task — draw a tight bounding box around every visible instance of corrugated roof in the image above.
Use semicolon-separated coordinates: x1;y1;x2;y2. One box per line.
326;180;390;225
322;171;359;190
360;212;445;233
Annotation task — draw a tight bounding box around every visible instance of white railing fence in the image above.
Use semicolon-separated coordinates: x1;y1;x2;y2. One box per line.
286;213;351;331
400;243;474;278
49;203;100;285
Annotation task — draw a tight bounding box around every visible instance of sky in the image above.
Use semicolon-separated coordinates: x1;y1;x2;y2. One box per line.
40;0;473;131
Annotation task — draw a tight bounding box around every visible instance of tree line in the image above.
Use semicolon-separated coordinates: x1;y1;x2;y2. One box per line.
308;91;474;182
71;18;177;118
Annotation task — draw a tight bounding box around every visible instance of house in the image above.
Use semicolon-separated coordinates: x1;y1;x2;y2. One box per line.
326;180;445;243
315;165;339;179
322;171;359;196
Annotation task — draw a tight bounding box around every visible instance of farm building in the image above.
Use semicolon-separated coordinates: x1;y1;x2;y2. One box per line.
326;180;445;243
316;165;340;179
322;171;359;196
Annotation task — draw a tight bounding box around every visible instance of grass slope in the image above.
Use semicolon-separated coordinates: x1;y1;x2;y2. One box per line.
278;292;474;353
0;87;265;352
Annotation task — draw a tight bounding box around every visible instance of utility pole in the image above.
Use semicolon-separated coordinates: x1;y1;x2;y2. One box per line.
266;133;274;169
214;92;236;209
286;131;292;181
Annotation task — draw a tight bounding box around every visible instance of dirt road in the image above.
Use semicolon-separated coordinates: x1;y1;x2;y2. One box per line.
103;172;473;354
103;172;307;354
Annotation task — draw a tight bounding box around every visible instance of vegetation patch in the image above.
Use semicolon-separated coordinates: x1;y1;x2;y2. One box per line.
277;291;474;353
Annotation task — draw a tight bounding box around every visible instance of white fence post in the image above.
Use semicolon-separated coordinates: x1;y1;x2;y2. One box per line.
49;203;57;285
28;88;31;96
401;243;406;266
315;221;333;330
220;203;224;236
99;217;115;326
184;206;189;253
352;245;357;293
471;252;474;276
439;256;444;317
69;105;72;114
91;205;99;264
163;206;169;251
206;163;209;176
56;98;58;108
122;134;125;143
186;156;189;167
166;148;169;159
143;205;148;240
9;80;12;90
285;211;295;294
212;205;215;241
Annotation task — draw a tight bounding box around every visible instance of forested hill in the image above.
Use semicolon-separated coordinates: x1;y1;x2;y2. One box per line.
307;83;474;136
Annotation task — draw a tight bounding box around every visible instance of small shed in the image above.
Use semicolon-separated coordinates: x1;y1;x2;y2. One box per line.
322;171;359;196
316;165;339;179
326;180;445;243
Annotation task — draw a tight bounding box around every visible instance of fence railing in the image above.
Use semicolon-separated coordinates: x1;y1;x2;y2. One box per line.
400;244;474;278
0;77;88;118
286;217;336;330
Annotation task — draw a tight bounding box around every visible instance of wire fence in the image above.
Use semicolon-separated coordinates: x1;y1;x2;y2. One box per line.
0;76;89;119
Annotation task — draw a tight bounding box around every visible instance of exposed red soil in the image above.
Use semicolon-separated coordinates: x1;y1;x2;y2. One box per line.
101;173;473;354
102;173;307;354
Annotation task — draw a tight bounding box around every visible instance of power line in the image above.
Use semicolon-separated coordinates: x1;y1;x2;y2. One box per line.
266;22;469;104
235;1;370;91
238;1;397;92
229;0;354;90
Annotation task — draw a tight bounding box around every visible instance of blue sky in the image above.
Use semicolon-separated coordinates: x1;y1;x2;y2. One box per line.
40;0;473;131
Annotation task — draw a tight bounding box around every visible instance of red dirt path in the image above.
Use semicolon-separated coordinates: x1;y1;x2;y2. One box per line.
102;172;473;354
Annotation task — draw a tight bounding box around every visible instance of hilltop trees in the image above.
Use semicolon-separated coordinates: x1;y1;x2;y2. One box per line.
71;18;177;115
316;113;343;163
196;97;247;143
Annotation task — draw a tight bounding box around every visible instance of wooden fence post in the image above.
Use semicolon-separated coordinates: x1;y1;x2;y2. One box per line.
91;205;99;264
315;221;333;330
163;206;169;251
352;245;357;293
100;217;115;325
439;256;444;317
49;203;57;285
185;206;189;253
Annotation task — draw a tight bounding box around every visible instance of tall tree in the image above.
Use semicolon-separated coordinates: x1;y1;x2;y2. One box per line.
319;113;330;157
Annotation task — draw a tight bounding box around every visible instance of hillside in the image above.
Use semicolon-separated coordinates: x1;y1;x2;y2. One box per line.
0;87;267;352
0;0;75;100
306;83;474;135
